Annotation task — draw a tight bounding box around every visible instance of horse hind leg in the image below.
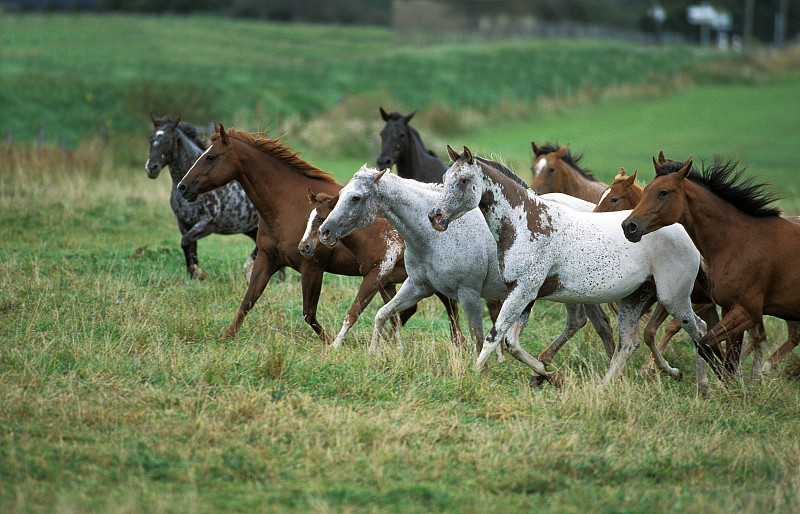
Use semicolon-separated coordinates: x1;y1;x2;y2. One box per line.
762;320;800;374
602;285;657;385
436;292;466;349
585;303;615;360
485;299;506;362
639;303;672;375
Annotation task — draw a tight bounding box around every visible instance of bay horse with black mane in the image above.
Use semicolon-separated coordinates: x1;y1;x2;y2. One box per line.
177;124;397;341
623;156;800;378
146;113;262;280
376;107;448;183
530;141;608;203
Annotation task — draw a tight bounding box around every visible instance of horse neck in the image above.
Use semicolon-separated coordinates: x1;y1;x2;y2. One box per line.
396;129;446;179
561;164;607;202
167;131;203;185
479;165;547;239
375;175;437;244
234;141;337;226
678;180;748;263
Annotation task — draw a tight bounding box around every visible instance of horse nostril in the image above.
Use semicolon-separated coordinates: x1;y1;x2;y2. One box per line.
177;183;186;192
626;222;638;234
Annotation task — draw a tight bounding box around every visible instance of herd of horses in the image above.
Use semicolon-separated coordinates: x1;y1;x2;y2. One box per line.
146;108;800;395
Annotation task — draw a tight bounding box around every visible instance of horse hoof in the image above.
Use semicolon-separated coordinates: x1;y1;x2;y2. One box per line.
189;265;206;281
529;374;547;388
547;371;564;389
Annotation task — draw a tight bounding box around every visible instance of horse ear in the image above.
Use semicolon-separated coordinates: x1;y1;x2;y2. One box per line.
554;144;568;159
462;146;473;165
307;187;316;204
175;113;182;125
150;112;157;125
403;111;416;123
615;167;627;179
531;141;540;156
374;168;389;183
652;156;662;175
328;194;339;208
678;156;693;179
219;123;228;144
379;106;389;121
624;170;637;187
630;169;638;182
657;150;667;164
447;145;459;162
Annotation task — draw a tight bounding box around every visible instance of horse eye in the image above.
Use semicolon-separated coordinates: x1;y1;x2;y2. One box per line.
548;167;555;174
658;190;669;198
459;178;468;186
206;154;216;162
351;195;361;203
611;197;619;203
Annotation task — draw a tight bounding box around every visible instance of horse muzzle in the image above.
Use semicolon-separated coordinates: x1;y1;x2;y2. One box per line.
298;240;317;258
318;228;340;248
145;161;162;179
428;208;450;232
622;220;644;243
177;181;199;202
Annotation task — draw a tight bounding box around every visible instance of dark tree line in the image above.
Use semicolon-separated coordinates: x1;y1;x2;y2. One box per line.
2;0;796;43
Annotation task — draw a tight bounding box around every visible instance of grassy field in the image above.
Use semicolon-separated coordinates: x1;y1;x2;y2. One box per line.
3;13;800;514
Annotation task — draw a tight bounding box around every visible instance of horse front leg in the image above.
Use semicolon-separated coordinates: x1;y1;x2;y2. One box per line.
639;303;671;374
763;320;800;373
299;262;330;343
602;285;656;385
371;280;433;351
476;287;554;385
329;271;386;349
538;303;587;366
436;293;464;348
696;306;753;380
245;227;284;283
585;303;616;360
224;250;282;339
181;217;217;281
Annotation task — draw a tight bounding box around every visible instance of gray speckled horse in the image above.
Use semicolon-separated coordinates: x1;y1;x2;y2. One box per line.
430;146;707;386
146;114;268;280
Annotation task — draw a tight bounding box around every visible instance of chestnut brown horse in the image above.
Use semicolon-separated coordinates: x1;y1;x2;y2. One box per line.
299;190;464;349
529;142;608;202
176;124;378;341
603;163;800;380
623;156;800;378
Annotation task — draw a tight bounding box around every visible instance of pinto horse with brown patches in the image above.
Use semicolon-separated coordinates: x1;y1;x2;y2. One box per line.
298;190;464;349
177;124;372;341
431;146;707;386
530;142;608;203
623;156;800;378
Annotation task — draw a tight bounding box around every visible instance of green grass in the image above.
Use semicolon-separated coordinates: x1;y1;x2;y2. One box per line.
3;13;800;513
1;12;720;147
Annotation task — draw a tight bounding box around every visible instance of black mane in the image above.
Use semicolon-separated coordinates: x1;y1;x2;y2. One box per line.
177;122;209;150
537;141;597;182
657;158;782;217
475;156;529;190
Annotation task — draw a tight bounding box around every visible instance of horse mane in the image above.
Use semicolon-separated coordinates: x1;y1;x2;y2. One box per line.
216;130;337;183
537;141;597;182
658;158;782;217
475;156;529;189
406;125;440;159
177;122;209;150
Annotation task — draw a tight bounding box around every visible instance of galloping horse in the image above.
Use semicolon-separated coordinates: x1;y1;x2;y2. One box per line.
623;156;800;378
177;124;391;341
430;146;707;385
530;142;608;202
146;114;260;280
376;108;448;183
299;190;463;349
316;166;614;375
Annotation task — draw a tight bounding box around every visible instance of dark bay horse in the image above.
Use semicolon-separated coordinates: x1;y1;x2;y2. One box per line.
178;124;370;341
623;156;800;378
530;141;608;203
299;190;464;349
146;113;261;280
376;107;447;183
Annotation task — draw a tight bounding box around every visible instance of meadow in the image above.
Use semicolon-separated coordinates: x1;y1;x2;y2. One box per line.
2;12;800;513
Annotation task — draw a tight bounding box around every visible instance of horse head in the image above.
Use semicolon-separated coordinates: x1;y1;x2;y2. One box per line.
594;168;641;212
623;156;692;242
318;165;386;247
146;113;182;178
177;122;238;202
377;107;416;170
429;145;481;231
299;189;339;257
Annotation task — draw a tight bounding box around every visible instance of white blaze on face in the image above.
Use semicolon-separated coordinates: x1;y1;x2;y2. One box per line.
301;208;318;246
191;145;212;169
155;130;165;137
532;158;547;177
598;188;611;205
